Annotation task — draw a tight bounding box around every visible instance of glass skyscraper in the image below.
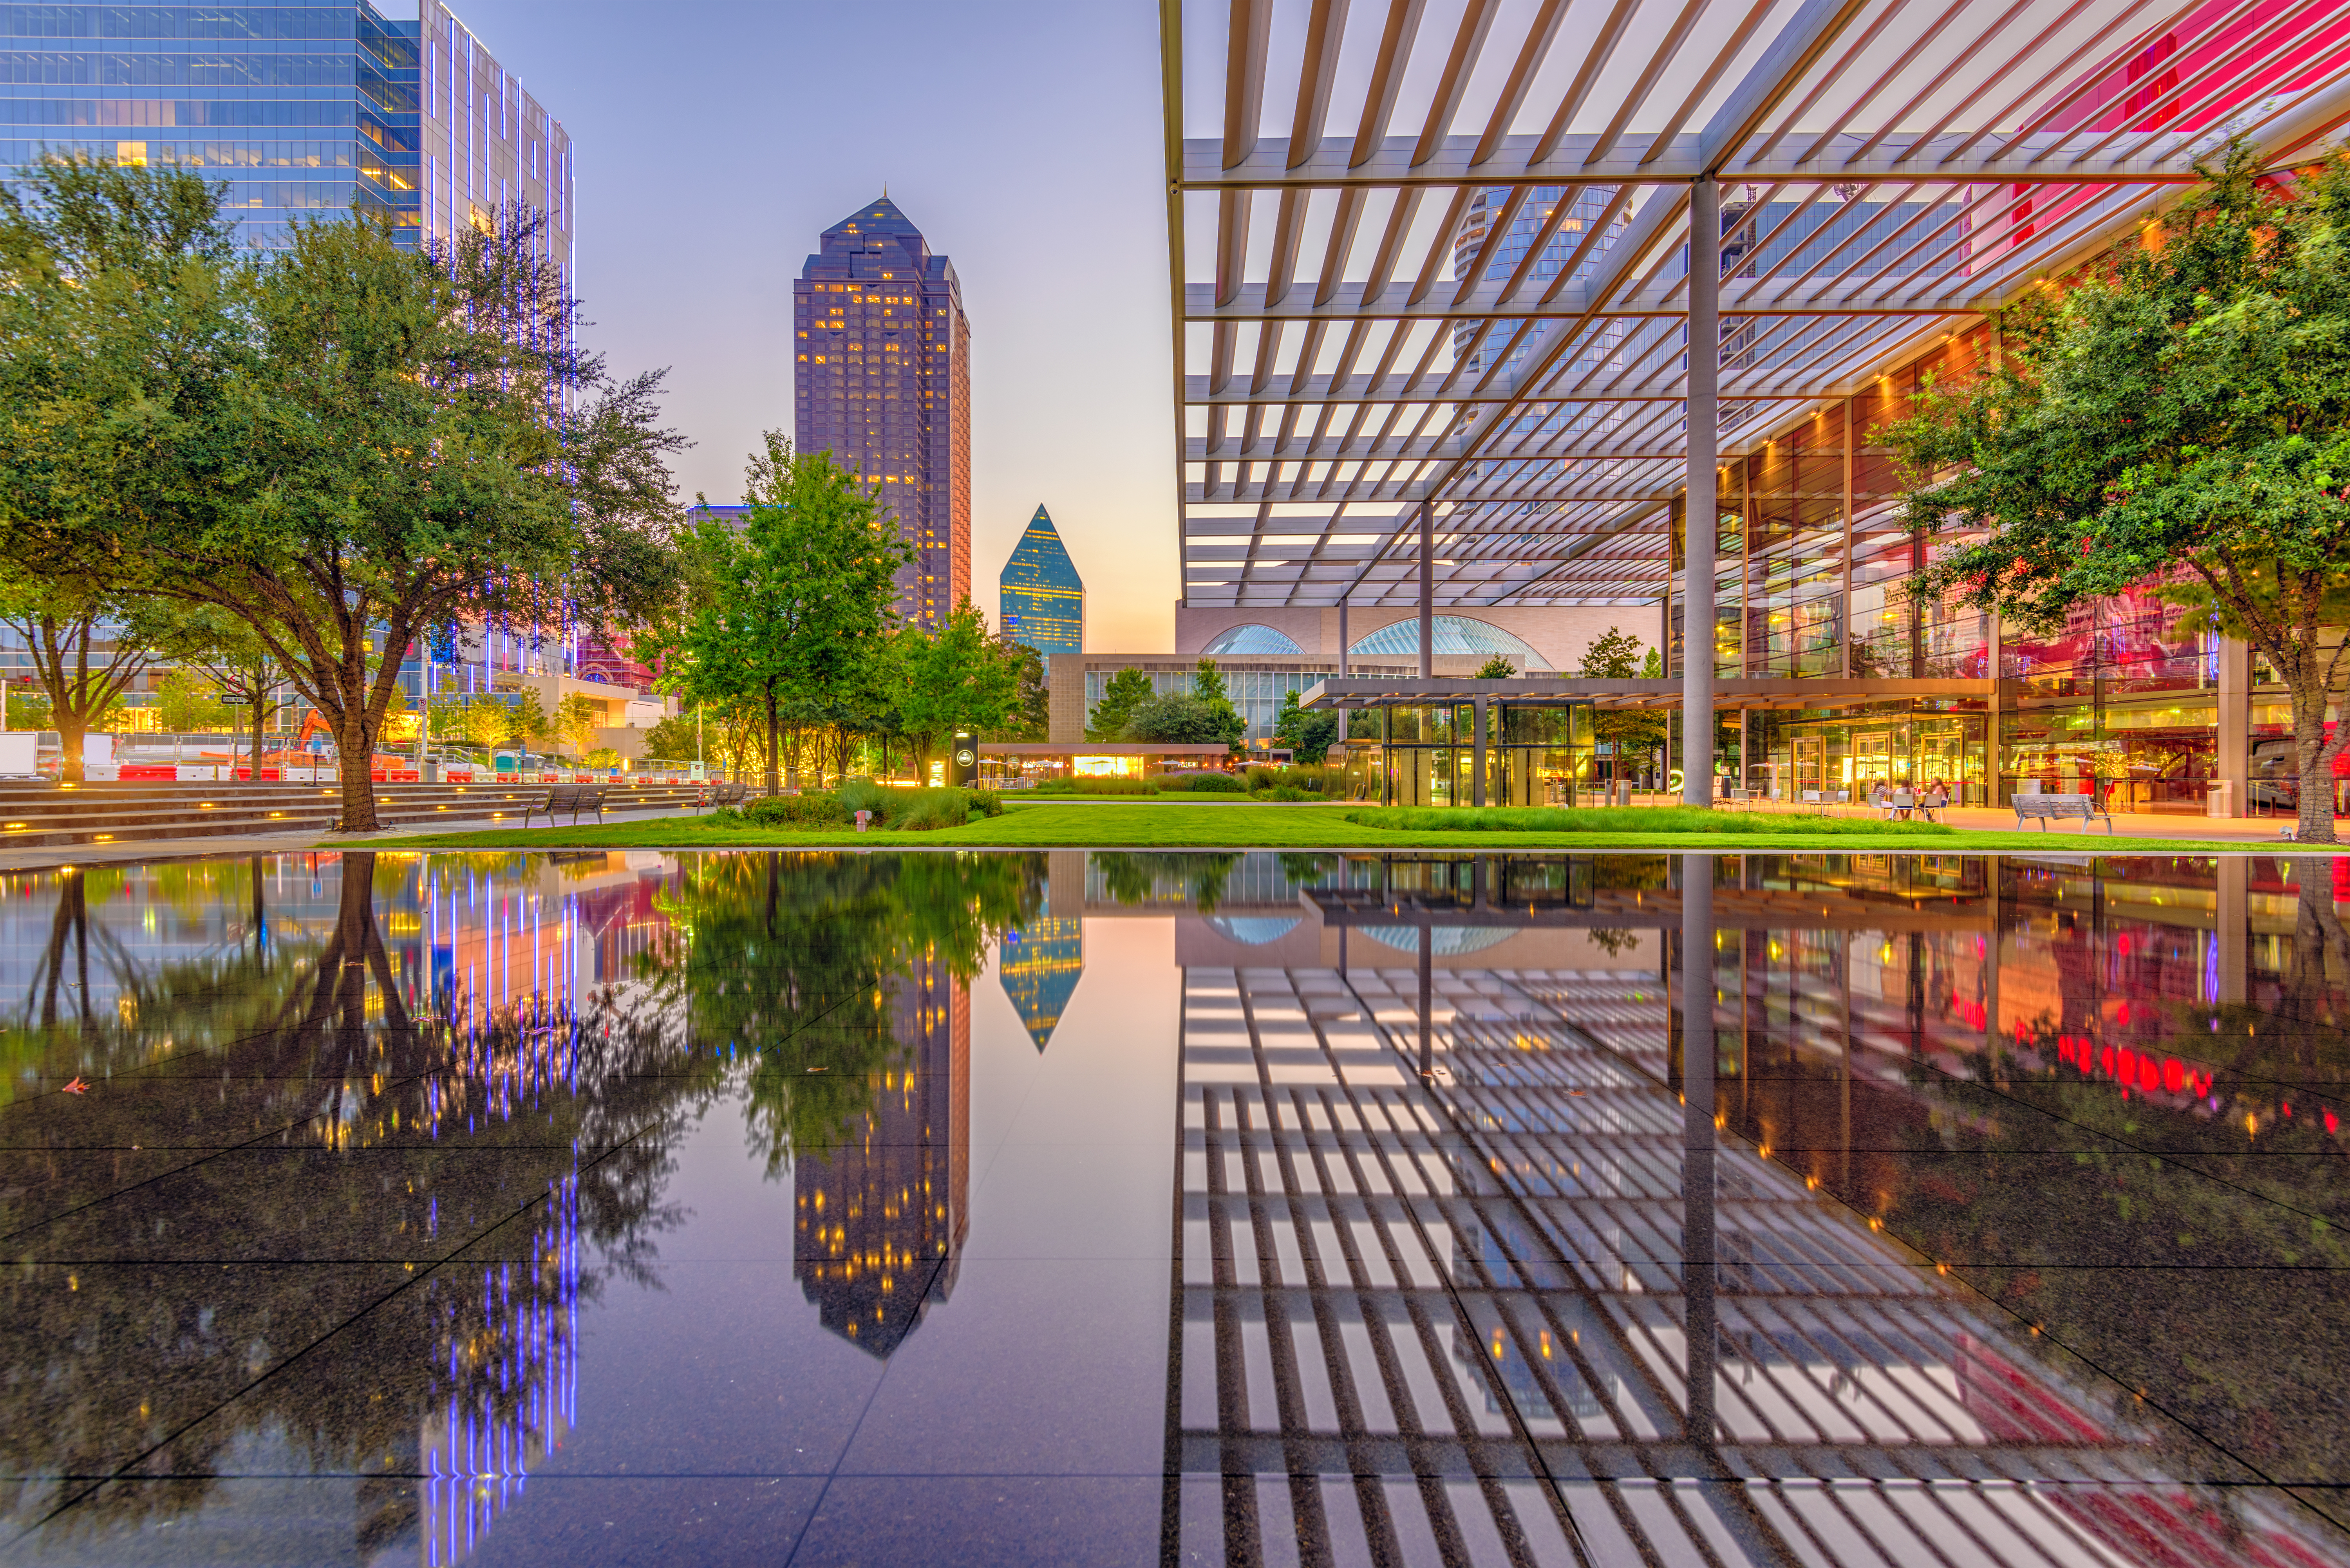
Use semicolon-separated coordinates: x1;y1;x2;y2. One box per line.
794;197;971;630
998;504;1083;657
0;0;572;267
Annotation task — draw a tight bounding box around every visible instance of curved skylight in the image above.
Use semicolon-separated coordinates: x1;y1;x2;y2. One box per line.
1359;925;1519;957
1348;616;1542;666
1200;624;1306;656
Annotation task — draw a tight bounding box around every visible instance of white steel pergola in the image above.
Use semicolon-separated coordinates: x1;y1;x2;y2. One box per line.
1162;0;2350;800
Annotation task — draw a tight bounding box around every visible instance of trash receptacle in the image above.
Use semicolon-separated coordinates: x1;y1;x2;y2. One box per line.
2207;780;2234;818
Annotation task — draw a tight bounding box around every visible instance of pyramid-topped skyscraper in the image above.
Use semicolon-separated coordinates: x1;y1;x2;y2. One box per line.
998;505;1083;659
794;198;971;630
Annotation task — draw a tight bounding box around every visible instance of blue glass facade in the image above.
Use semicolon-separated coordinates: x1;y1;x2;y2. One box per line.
998;504;1082;658
0;1;572;268
795;198;971;631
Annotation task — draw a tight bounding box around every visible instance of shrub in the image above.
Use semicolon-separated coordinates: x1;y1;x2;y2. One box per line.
1244;764;1281;791
1035;775;1156;796
967;788;1005;818
1157;771;1243;793
893;787;970;831
1251;784;1313;802
835;776;893;820
745;792;849;827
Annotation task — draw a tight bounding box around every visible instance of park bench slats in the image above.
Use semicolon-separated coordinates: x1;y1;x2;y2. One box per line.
521;783;608;829
2012;792;2113;833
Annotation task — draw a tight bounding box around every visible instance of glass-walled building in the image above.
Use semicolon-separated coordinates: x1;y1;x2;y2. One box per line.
1663;322;2282;817
794;197;973;632
998;504;1082;659
1331;701;1595;807
0;0;573;267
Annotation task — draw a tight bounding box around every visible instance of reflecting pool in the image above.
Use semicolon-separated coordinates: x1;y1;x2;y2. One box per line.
2;849;2349;1565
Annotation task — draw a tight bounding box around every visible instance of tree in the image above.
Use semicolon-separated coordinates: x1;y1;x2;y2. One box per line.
993;637;1050;741
646;440;907;794
0;569;167;781
1580;626;1667;781
152;605;301;780
154;668;230;733
1193;657;1229;703
1273;688;1339;760
897;598;1021;771
500;690;554;755
0;162;684;829
1889;145;2350;839
1086;667;1154;741
1126;692;1247;752
554;694;600;758
1473;654;1517;678
0;157;235;782
640;712;699;765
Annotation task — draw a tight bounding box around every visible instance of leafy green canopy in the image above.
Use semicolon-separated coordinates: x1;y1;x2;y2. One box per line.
647;434;907;793
0;159;683;826
1889;145;2350;836
1086;667;1154;742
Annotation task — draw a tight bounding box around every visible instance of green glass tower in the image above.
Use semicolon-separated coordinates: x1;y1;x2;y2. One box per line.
998;505;1083;658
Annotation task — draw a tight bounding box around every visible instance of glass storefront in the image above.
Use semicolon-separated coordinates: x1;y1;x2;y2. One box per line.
1330;702;1594;806
1746;707;1991;806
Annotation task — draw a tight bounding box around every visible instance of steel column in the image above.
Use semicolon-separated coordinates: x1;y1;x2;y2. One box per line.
1684;174;1719;807
1418;499;1434;679
1473;697;1488;807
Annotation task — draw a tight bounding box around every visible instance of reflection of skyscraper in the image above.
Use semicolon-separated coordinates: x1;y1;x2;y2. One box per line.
793;959;969;1355
999;504;1083;658
998;916;1084;1051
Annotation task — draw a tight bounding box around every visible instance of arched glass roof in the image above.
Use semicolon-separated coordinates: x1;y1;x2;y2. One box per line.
1200;623;1305;656
1348;616;1541;665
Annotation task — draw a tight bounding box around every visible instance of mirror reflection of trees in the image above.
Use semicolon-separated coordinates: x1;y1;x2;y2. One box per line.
0;847;1040;1555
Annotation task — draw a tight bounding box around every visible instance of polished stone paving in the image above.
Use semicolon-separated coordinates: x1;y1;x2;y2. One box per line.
1;848;2347;1564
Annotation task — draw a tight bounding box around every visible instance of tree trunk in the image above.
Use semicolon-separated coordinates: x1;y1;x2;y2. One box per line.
763;686;780;797
54;708;85;785
337;704;379;832
2290;673;2339;843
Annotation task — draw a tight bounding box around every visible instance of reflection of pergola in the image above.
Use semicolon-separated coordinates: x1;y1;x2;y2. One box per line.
1171;861;2326;1565
1164;0;2350;797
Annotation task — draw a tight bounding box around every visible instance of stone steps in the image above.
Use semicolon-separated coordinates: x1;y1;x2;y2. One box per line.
0;780;711;851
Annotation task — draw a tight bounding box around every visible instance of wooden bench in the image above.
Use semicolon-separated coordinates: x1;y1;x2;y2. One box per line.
697;781;749;812
521;783;608;829
2013;792;2113;833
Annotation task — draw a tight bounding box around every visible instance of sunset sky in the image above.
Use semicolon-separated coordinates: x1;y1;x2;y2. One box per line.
445;0;1179;650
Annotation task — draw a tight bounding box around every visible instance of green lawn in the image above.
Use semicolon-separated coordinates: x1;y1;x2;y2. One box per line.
367;800;2292;854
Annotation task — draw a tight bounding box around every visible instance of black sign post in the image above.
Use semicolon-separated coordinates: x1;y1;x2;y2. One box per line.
948;731;978;789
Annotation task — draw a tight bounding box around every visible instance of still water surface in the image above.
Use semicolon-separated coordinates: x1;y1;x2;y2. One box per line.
2;849;2347;1566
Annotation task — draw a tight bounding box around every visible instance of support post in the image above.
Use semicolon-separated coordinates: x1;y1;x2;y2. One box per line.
1418;500;1434;680
1684;175;1720;807
1473;697;1488;808
1679;853;1716;1442
1338;600;1349;678
2218;636;2249;818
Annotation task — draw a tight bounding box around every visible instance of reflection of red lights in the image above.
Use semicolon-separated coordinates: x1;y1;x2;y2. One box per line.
2054;1034;2220;1107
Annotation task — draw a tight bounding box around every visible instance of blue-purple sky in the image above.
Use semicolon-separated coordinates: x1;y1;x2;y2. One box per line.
451;0;1177;650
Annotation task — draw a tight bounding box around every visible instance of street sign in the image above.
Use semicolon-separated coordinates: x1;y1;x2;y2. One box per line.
220;695;253;706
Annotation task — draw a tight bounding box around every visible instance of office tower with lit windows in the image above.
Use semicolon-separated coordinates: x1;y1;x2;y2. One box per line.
998;504;1083;659
794;198;972;630
0;0;572;266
